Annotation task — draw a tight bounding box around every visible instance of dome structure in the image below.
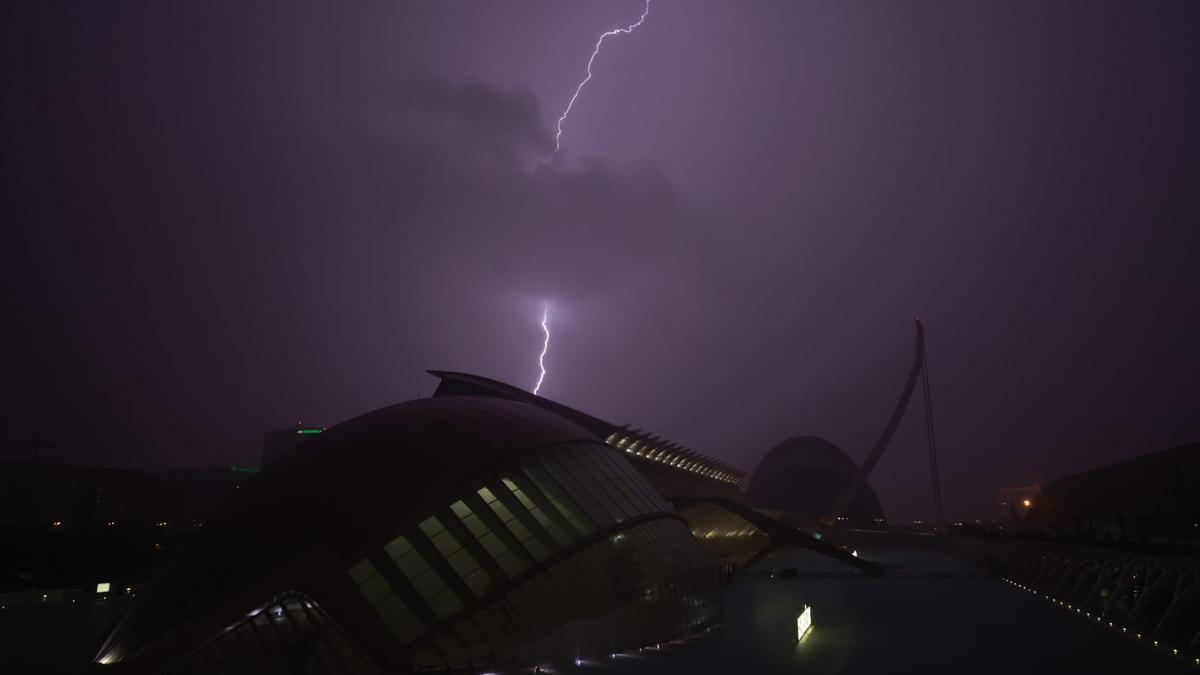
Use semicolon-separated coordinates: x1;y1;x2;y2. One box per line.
744;436;887;528
91;396;719;673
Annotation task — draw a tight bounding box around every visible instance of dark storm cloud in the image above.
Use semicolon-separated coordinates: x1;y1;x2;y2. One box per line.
4;1;1199;523
391;78;553;160
380;75;696;297
1;5;708;472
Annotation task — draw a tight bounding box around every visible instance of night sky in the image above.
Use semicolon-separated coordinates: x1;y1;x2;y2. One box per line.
4;1;1198;522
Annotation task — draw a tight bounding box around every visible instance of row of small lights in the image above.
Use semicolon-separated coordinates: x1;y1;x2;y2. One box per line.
606;434;741;485
698;527;760;539
1002;577;1199;667
1;583;135;611
486;628;716;674
50;520;171;529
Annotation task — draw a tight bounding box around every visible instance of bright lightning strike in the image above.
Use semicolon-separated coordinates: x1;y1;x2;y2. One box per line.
533;305;550;395
553;0;652;153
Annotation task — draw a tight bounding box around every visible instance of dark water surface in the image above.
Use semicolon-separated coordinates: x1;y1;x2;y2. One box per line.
3;548;1192;674
587;547;1194;675
2;597;129;674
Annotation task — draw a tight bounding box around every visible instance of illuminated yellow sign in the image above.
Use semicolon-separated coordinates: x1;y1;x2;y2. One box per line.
796;605;813;641
96;582;111;593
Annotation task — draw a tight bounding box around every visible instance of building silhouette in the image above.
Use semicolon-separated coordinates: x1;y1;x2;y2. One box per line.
91;396;720;673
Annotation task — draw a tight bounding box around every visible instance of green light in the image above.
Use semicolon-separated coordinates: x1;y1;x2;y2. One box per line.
296;429;323;435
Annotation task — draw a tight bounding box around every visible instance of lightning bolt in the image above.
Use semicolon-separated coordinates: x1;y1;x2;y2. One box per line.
553;0;652;153
533;305;550;395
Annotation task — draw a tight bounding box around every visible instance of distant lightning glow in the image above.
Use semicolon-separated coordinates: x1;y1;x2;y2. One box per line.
533;305;550;394
553;0;652;153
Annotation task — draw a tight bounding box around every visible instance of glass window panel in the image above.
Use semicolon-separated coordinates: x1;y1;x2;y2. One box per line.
395;550;428;579
571;452;633;521
461;513;488;537
359;575;391;605
453;498;526;579
462;568;490;597
348;559;375;585
495;550;524;578
503;478;571;548
419;516;445;538
511;488;539;514
411;569;444;596
384;535;413;560
427;589;463;619
500;477;523;498
544;455;612;526
430;530;460;557
504;516;530;540
478;531;506;558
490;499;516;523
481;484;549;561
450;500;472;519
520;461;597;536
446;549;478;577
523;536;550;561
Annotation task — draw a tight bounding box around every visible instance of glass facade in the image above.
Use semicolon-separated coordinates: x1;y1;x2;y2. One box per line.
348;558;425;644
91;398;726;675
165;593;374;675
416;516;719;671
679;501;771;567
343;440;719;671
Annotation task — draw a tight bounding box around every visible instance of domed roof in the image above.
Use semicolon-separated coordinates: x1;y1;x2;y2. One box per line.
744;436;886;526
98;395;599;665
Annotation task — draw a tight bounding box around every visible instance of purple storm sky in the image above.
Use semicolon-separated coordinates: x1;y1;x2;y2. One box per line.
3;1;1198;521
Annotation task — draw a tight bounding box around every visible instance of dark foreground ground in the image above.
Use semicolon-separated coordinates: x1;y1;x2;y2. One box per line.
2;596;130;674
588;546;1195;675
3;546;1193;674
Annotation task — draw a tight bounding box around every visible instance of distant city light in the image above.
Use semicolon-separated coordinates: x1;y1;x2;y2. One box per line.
96;582;111;593
796;605;813;642
1022;498;1032;507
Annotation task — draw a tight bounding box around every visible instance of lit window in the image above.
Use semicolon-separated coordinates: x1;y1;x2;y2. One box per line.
797;605;814;641
347;558;426;643
520;462;596;536
452;500;525;579
420;516;490;598
502;478;573;548
478;487;550;561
